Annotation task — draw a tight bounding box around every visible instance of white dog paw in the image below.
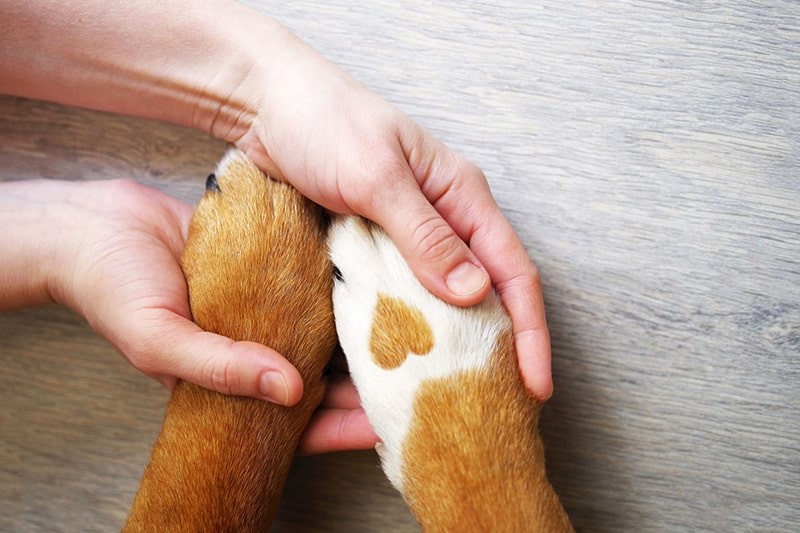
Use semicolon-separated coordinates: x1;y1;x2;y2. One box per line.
328;216;511;491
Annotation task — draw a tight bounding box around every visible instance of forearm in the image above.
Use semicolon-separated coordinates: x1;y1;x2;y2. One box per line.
0;0;287;140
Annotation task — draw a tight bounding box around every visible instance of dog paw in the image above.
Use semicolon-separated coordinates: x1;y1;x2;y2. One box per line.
328;216;510;490
183;149;335;376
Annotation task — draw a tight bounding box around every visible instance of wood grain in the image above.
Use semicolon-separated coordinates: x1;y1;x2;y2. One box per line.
2;1;798;531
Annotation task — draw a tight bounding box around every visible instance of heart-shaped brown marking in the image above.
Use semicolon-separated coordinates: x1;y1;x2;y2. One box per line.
370;293;434;369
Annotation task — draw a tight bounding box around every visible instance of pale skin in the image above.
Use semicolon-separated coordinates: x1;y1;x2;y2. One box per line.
0;0;552;454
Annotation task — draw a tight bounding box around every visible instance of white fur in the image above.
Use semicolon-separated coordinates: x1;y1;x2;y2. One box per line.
328;217;510;491
214;148;251;177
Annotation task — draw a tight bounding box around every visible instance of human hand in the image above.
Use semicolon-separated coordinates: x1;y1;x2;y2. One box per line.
233;33;553;401
0;0;552;400
0;179;376;453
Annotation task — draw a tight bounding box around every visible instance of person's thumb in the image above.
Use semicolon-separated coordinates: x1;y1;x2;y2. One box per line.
119;311;305;405
364;176;490;307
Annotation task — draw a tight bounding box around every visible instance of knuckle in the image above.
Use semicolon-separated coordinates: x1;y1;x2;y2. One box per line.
411;216;463;266
462;158;487;181
451;156;492;196
204;356;236;396
335;409;353;446
131;351;159;377
497;269;542;297
525;265;543;288
371;157;408;191
123;333;163;377
347;156;409;213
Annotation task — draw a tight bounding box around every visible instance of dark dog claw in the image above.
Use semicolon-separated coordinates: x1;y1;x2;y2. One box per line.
205;173;220;192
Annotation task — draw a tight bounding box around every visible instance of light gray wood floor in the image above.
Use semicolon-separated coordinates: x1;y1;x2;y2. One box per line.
1;1;798;531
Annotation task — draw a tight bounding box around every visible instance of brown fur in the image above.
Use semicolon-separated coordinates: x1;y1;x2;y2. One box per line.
123;154;336;531
401;330;573;532
369;293;434;369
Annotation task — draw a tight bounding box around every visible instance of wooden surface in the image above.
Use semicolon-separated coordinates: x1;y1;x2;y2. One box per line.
1;1;798;531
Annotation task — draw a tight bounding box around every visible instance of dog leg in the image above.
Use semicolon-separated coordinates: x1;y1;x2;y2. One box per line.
124;150;336;531
329;216;572;533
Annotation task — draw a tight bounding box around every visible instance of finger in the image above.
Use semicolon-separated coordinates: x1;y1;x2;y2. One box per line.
395;134;554;401
297;408;378;456
320;375;362;409
361;174;491;307
471;213;553;402
126;310;305;405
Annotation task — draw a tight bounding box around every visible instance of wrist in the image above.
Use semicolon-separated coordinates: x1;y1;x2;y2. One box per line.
0;180;76;311
182;3;291;142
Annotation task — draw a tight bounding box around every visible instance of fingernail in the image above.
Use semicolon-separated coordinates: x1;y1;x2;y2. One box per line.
445;262;489;297
260;370;290;405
